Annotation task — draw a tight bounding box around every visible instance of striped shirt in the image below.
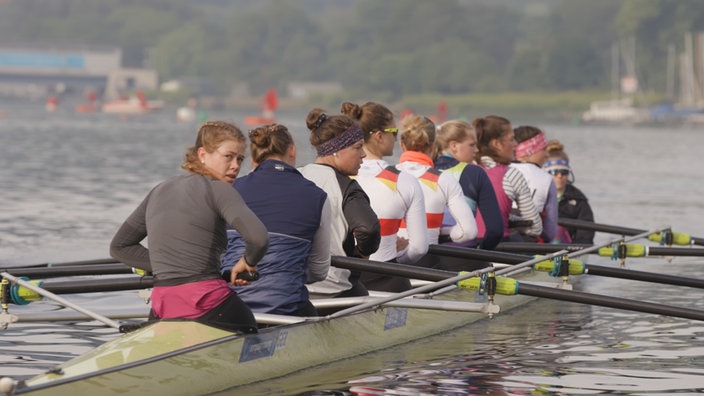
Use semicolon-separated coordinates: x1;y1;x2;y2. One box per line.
480;156;542;238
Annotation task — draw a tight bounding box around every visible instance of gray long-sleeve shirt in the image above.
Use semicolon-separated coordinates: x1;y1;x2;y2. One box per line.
110;173;268;286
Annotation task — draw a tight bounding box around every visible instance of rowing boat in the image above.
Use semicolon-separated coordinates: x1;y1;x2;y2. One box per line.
0;261;549;396
4;228;700;396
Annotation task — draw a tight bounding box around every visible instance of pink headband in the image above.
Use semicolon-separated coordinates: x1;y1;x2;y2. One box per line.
514;133;547;158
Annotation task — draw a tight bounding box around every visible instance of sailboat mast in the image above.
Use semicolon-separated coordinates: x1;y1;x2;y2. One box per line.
611;43;619;100
697;32;704;107
666;44;676;100
681;32;700;107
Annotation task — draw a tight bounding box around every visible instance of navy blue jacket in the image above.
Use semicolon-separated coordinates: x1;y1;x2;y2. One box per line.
222;159;328;314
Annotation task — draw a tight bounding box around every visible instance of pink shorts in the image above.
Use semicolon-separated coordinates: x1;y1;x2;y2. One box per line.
151;279;233;319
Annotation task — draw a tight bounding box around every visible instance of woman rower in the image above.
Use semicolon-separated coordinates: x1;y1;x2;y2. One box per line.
222;123;331;317
473;115;542;241
511;125;559;243
342;101;428;292
299;108;381;300
110;121;269;333
396;114;477;249
544;139;595;244
434;119;503;250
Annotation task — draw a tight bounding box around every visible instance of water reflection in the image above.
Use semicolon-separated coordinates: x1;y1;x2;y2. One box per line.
254;274;704;395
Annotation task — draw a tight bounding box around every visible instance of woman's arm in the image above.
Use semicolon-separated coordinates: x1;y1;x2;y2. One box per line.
504;167;542;237
213;181;269;266
342;179;381;258
444;174;478;243
396;173;428;263
471;167;504;249
109;198;152;272
307;198;332;282
541;181;559;242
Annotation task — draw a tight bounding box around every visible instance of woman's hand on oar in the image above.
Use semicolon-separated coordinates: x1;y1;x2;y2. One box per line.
558;218;703;246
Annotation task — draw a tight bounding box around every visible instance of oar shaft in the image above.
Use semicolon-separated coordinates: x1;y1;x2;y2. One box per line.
558;218;645;235
497;242;704;257
331;256;450;281
1;272;122;329
44;258;120;267
585;265;704;289
40;276;154;294
496;242;591;254
429;245;525;265
1;263;133;278
647;246;704;257
517;282;704;321
558;218;704;246
11;258;120;268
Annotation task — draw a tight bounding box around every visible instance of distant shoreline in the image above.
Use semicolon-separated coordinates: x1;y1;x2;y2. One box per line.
0;90;666;125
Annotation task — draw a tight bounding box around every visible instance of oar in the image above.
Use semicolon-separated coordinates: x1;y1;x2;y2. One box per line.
558;218;704;246
428;245;704;290
4;276;154;305
496;242;704;257
444;227;668;268
8;308;307;326
6;258;120;268
327;258;501;319
1;263;134;278
0;272;122;329
331;256;704;321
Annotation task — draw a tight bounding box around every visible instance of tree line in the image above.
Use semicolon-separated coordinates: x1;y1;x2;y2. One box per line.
0;0;703;101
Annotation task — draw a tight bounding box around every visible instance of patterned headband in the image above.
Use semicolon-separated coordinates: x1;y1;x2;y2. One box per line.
544;158;570;170
316;124;364;156
514;132;547;158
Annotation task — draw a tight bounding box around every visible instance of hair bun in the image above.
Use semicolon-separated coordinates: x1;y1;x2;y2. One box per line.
313;113;328;130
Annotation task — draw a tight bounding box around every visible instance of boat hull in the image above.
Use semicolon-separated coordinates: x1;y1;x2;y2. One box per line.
101;100;164;114
243;116;276;126
10;269;546;395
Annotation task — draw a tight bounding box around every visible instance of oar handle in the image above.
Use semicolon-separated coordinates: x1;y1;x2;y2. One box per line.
221;270;260;282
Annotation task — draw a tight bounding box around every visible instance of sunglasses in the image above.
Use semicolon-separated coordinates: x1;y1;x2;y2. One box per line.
548;169;570;176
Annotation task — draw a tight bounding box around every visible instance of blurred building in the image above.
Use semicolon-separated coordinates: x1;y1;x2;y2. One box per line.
0;44;158;100
287;81;343;99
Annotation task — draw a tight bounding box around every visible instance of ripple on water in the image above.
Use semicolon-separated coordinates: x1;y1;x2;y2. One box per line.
501;367;704;393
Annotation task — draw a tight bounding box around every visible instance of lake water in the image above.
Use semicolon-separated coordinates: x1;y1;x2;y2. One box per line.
1;103;704;394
